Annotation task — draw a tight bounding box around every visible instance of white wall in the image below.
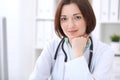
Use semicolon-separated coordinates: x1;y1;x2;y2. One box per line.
0;0;22;79
91;0;101;40
0;0;35;80
19;0;36;79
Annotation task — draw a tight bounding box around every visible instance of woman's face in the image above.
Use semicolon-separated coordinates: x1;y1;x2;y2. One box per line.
60;3;86;40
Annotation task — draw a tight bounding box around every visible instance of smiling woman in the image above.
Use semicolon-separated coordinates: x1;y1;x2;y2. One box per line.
29;0;114;80
60;3;87;41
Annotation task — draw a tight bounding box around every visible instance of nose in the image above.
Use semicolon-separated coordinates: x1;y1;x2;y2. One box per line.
68;19;75;28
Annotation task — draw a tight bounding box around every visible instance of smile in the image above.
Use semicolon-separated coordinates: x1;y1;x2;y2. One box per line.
68;30;77;34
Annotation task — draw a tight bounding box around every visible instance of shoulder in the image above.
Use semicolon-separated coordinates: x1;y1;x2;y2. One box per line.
42;37;62;56
91;37;114;66
45;37;61;49
92;37;114;56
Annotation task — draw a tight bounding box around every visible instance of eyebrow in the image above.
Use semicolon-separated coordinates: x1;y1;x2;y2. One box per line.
73;13;81;16
60;13;82;17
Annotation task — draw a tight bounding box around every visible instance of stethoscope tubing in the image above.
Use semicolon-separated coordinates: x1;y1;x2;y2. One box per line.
54;37;93;72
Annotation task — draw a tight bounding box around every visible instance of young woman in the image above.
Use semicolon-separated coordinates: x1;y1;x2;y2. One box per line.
29;0;114;80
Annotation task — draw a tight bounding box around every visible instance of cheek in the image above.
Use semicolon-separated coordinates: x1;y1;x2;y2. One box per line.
61;26;64;31
82;26;86;34
78;22;86;31
77;23;87;35
61;26;66;35
61;25;66;31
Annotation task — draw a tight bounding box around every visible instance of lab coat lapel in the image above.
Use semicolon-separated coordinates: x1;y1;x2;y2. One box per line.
51;40;72;80
51;50;65;80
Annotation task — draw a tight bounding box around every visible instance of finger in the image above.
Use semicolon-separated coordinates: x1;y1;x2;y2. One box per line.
83;34;90;39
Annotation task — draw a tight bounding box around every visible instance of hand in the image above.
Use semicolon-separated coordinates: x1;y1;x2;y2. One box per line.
71;35;89;58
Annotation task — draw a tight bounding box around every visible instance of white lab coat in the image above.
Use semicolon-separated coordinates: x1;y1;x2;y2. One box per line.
29;37;114;80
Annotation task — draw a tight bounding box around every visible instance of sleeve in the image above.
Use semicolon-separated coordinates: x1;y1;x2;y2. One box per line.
29;43;52;80
64;47;114;80
64;56;94;80
92;47;114;80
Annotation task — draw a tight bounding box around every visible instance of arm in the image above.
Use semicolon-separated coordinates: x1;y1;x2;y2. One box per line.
64;44;114;80
92;46;114;80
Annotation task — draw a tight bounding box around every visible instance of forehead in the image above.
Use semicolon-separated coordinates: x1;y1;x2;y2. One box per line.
61;3;81;15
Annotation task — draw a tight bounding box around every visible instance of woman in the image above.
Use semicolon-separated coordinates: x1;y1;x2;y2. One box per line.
29;0;114;80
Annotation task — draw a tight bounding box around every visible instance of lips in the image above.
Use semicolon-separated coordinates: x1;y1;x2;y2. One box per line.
68;30;77;34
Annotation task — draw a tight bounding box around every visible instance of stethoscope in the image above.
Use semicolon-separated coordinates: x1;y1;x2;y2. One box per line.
54;37;93;71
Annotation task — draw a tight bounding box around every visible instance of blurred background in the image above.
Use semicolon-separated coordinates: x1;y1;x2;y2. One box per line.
0;0;120;80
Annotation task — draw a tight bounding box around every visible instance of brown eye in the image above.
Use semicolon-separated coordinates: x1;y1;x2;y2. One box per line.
74;16;81;20
60;17;68;22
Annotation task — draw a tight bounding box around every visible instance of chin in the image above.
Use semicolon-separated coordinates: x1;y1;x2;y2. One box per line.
68;35;83;39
